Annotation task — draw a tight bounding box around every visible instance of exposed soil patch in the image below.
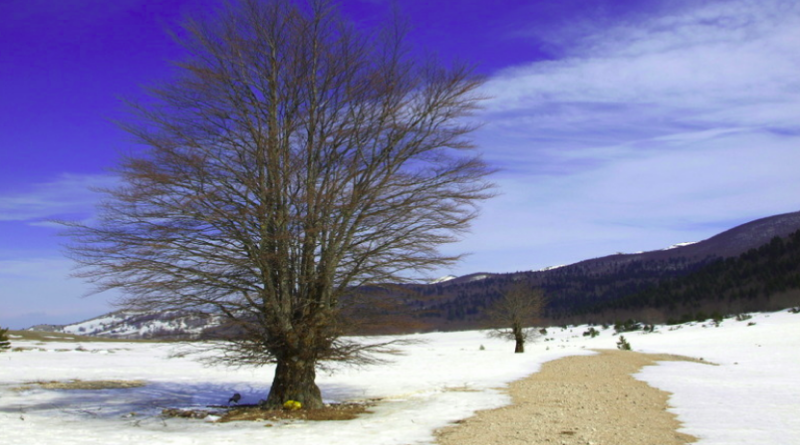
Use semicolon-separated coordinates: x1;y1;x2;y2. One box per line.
436;349;714;445
219;403;371;422
161;402;372;423
14;379;146;391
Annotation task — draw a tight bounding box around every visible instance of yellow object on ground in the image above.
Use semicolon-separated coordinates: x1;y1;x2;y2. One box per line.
283;400;302;410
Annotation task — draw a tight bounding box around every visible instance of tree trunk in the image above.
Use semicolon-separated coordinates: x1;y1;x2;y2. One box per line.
264;355;324;409
513;324;525;353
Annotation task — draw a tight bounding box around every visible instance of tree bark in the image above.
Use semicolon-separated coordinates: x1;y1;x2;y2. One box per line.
513;324;525;353
264;354;324;409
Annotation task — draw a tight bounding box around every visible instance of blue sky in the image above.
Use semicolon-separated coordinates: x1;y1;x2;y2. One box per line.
2;0;800;329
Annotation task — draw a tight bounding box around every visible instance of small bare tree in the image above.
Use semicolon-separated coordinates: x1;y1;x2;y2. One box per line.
63;0;492;409
486;283;546;353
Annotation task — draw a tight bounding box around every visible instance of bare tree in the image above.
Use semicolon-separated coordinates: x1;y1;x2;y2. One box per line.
63;0;492;409
486;283;546;353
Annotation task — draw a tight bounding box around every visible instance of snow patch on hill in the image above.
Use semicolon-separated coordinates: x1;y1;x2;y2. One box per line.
430;275;457;284
60;310;226;339
663;241;699;250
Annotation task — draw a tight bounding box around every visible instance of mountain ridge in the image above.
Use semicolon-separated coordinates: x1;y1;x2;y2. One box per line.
32;210;800;338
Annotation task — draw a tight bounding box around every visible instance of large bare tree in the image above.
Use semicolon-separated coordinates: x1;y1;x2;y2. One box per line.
64;0;492;408
486;282;546;353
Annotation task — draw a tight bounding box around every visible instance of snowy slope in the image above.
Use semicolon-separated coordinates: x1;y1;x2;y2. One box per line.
2;309;799;445
58;310;226;339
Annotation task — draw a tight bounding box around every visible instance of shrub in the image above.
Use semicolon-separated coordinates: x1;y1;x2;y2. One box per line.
613;319;641;334
0;327;11;352
616;336;631;351
582;327;600;338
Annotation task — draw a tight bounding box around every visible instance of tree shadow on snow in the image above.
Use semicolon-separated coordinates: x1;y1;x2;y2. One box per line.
0;380;364;423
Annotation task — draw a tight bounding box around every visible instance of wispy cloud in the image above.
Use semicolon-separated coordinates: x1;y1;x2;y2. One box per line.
483;1;800;131
0;173;116;223
0;255;120;329
448;0;800;274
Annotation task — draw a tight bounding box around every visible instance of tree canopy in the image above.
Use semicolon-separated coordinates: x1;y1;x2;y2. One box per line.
486;282;545;353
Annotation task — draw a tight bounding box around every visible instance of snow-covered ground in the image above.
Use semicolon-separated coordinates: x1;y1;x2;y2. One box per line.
1;310;798;445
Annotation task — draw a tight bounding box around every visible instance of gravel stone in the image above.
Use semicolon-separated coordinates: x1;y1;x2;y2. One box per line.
436;349;705;445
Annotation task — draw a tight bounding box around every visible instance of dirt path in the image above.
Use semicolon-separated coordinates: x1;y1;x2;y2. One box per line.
436;349;708;445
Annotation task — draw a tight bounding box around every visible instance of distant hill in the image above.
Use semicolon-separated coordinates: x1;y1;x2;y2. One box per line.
35;310;228;340
587;228;800;323
31;210;800;338
404;210;800;328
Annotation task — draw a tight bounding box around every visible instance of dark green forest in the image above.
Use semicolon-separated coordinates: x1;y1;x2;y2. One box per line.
587;229;800;322
406;229;800;329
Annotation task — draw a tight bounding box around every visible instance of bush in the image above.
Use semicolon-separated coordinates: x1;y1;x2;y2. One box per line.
614;319;641;334
582;327;600;338
616;336;631;351
0;327;11;352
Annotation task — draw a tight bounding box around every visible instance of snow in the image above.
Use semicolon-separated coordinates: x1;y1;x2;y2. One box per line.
60;310;226;338
631;313;800;444
2;310;799;445
61;311;155;337
430;275;457;284
663;241;699;250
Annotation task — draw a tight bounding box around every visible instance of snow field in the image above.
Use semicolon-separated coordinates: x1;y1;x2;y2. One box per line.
1;310;798;444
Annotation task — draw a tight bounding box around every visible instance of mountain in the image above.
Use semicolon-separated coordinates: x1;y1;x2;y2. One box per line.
34;210;800;338
589;228;800;322
48;310;228;340
405;210;800;328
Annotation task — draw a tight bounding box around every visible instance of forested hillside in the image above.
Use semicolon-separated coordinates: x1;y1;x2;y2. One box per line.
409;255;715;326
407;211;800;329
586;230;800;323
43;211;800;337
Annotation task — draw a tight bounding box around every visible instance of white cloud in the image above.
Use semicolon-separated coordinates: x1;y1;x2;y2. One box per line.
482;0;800;127
0;256;119;329
443;0;800;276
0;173;116;222
0;257;73;278
0;174;120;327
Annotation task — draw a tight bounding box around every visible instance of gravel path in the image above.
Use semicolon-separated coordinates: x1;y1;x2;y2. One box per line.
436;349;708;445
